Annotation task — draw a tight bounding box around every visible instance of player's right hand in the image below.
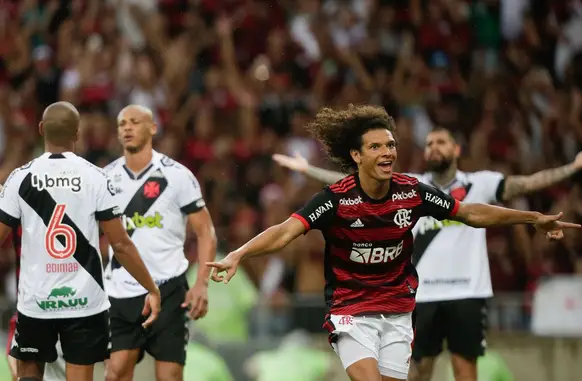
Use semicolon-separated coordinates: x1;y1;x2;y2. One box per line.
142;289;161;328
207;254;240;284
272;152;309;173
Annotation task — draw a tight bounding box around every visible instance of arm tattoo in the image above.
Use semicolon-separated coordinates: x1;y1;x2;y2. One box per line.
305;166;347;185
503;163;578;201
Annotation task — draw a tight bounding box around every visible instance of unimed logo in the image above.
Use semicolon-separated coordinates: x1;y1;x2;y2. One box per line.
349;241;404;263
32;173;82;192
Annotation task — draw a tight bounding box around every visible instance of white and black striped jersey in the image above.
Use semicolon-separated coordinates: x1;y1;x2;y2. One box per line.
409;170;505;302
0;152;120;319
103;150;205;298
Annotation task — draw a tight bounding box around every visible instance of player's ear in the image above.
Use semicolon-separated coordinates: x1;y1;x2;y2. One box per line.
150;123;158;136
454;143;461;158
39;122;44;137
350;149;361;165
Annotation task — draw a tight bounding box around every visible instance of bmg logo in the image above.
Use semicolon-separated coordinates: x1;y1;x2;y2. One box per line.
32;174;82;192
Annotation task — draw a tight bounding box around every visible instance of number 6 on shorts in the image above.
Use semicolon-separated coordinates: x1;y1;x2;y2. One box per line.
45;204;77;259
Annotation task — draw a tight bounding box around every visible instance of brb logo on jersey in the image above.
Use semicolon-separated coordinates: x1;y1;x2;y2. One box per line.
392;189;417;202
32;173;82;192
350;241;404;263
339;196;363;206
123;212;164;230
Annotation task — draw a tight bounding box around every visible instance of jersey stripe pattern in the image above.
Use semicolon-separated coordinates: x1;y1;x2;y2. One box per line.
104;151;205;299
292;173;459;323
0;152;120;319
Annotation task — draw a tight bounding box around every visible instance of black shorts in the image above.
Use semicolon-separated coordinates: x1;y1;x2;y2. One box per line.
9;310;109;365
412;298;488;360
109;274;189;365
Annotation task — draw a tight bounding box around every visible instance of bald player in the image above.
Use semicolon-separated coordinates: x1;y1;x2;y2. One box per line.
0;101;161;381
103;105;216;381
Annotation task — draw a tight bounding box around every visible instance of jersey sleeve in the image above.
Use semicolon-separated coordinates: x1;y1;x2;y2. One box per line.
417;182;460;220
177;169;206;215
95;175;122;221
0;170;22;228
475;170;506;203
291;188;337;232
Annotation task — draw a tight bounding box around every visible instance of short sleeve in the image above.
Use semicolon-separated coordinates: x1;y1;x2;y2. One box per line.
474;170;506;203
291;189;337;232
0;170;22;228
417;182;460;221
178;169;206;215
95;175;122;221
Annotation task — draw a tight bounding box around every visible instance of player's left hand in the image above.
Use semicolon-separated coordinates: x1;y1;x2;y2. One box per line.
182;283;209;320
533;212;582;241
573;151;582;169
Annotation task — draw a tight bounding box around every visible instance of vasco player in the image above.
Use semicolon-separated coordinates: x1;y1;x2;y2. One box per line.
272;127;582;381
0;102;161;381
103;105;217;381
207;105;579;381
3;221;65;381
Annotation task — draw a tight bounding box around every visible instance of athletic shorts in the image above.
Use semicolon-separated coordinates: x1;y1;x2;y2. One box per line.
109;274;189;365
6;313;16;356
325;313;413;379
412;298;488;360
9;310;109;365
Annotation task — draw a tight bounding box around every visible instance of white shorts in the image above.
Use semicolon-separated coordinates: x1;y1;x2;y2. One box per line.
329;313;413;379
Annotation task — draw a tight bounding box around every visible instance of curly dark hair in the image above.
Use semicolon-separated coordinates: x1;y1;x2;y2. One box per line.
306;104;396;171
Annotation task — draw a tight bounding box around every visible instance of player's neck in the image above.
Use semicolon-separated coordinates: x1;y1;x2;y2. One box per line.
45;143;73;154
124;147;153;173
431;165;458;187
358;172;391;200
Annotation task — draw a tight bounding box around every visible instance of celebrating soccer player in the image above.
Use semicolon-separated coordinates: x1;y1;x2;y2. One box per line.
207;105;579;381
273;126;582;381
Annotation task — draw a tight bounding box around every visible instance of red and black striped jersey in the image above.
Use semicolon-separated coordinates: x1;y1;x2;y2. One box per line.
291;173;459;317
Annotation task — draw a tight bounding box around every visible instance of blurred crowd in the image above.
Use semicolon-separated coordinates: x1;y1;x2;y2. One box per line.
1;0;582;334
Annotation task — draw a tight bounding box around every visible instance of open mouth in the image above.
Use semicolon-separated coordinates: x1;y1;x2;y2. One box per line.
123;135;134;143
377;160;393;173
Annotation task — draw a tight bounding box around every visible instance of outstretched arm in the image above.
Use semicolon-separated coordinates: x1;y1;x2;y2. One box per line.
501;153;582;201
272;153;346;184
453;203;580;239
418;182;580;240
207;218;306;283
208;188;337;283
306;166;347;184
233;218;305;260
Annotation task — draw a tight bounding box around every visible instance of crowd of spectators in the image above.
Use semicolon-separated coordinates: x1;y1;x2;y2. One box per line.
1;0;582;333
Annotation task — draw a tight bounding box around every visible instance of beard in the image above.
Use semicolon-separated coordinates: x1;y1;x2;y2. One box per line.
426;157;454;173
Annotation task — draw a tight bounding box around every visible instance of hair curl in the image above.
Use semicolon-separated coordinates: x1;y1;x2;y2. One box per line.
306;104;396;171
